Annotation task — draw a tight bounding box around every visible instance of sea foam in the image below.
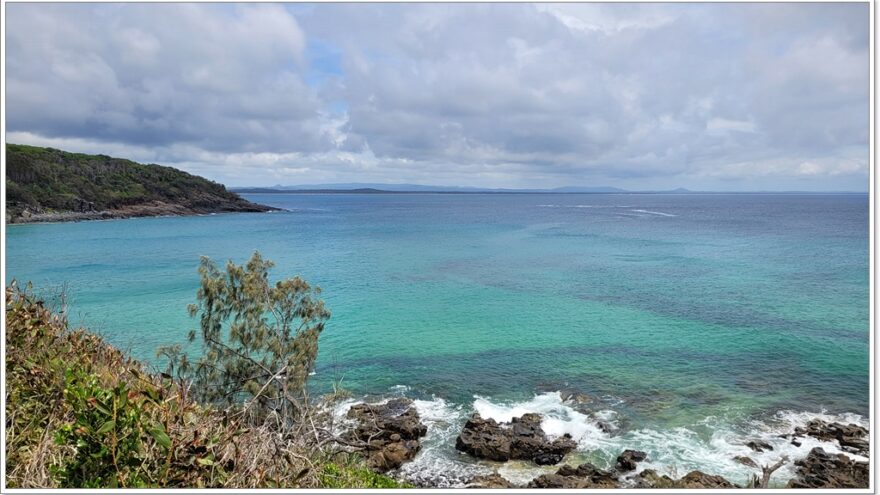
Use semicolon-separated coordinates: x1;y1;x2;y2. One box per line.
331;388;868;488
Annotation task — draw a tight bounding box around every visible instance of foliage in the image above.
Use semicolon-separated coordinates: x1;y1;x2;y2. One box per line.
5;143;264;219
5;282;406;489
320;461;415;489
164;252;330;421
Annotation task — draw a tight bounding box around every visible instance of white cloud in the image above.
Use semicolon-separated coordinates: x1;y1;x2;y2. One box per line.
707;118;756;134
5;3;870;191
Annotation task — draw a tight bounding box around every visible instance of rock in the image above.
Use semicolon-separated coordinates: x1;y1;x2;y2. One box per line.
467;473;515;488
787;447;869;488
794;420;868;456
455;413;576;465
677;470;736;488
527;463;619;489
596;420;615;434
632;469;676;488
746;440;774;452
560;389;593;405
734;455;758;468
791;438;802;447
631;469;735;488
616;449;648;471
345;398;428;472
455;414;512;462
367;440;421;472
348;398;428;439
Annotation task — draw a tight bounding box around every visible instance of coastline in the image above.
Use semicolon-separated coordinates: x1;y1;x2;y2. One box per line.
6;200;278;225
329;388;870;489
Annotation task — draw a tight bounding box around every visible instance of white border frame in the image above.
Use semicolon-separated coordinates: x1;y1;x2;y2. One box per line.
0;0;875;493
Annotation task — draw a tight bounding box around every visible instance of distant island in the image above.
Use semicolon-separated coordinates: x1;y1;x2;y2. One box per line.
5;144;275;224
232;183;636;194
231;184;866;195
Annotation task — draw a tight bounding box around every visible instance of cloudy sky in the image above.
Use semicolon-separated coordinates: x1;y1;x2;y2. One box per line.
5;3;870;191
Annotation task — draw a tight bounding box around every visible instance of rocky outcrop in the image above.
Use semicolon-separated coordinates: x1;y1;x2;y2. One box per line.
786;447;869;488
345;398;428;472
793;420;869;456
631;469;735;488
455;413;577;465
677;471;736;488
527;463;619;488
632;469;677;488
615;449;647;471
746;440;774;452
466;473;515;488
7;200;277;224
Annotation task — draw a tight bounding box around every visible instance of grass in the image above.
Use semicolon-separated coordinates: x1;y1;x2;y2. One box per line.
4;283;410;489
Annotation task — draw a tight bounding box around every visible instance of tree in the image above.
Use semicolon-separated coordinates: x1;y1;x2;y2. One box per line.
163;252;330;422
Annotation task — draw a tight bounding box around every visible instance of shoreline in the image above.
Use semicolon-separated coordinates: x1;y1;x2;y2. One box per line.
327;388;870;489
6;200;279;225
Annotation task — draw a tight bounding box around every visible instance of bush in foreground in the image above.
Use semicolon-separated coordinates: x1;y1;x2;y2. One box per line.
4;282;407;488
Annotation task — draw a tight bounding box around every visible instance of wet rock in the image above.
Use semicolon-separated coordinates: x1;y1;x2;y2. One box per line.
632;469;676;488
455;413;576;465
348;398;428;439
746;440;774;452
631;469;735;488
791;438;802;447
734;455;758;468
454;414;512;462
794;420;868;456
345;398;428;472
616;449;648;471
527;463;619;488
560;389;593;405
677;470;736;488
787;447;869;488
467;473;515;488
596;420;615;434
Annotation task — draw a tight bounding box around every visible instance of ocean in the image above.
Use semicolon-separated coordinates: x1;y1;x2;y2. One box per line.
5;192;869;486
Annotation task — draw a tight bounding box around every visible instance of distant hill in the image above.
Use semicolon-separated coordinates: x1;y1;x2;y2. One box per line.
232;183;629;194
6;144;274;223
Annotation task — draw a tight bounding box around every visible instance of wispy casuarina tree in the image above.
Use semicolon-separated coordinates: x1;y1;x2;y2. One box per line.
164;252;330;421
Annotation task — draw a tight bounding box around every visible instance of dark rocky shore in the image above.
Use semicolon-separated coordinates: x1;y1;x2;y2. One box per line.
339;398;870;489
8;199;276;224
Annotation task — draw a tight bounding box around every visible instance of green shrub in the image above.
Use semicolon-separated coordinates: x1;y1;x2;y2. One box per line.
320;462;413;489
52;371;153;487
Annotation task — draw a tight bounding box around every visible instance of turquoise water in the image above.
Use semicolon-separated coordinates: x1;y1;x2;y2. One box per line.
5;193;869;485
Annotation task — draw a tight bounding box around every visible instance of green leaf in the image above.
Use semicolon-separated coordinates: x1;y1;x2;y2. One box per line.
148;424;172;449
143;387;160;404
195;457;214;466
96;420;116;434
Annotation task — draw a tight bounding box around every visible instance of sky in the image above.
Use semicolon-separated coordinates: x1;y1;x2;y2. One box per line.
5;3;871;191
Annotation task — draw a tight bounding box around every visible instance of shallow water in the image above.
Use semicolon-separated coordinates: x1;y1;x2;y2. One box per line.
5;193;869;485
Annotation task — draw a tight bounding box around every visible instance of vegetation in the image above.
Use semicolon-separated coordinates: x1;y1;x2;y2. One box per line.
5;255;408;488
160;252;330;422
5;144;270;221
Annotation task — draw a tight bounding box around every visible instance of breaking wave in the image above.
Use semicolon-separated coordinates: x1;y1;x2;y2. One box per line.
333;388;867;488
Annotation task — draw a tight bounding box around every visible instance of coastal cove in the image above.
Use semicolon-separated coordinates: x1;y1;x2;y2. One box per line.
5;192;869;487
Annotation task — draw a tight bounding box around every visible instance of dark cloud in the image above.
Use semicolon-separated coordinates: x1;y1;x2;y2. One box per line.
5;3;869;190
